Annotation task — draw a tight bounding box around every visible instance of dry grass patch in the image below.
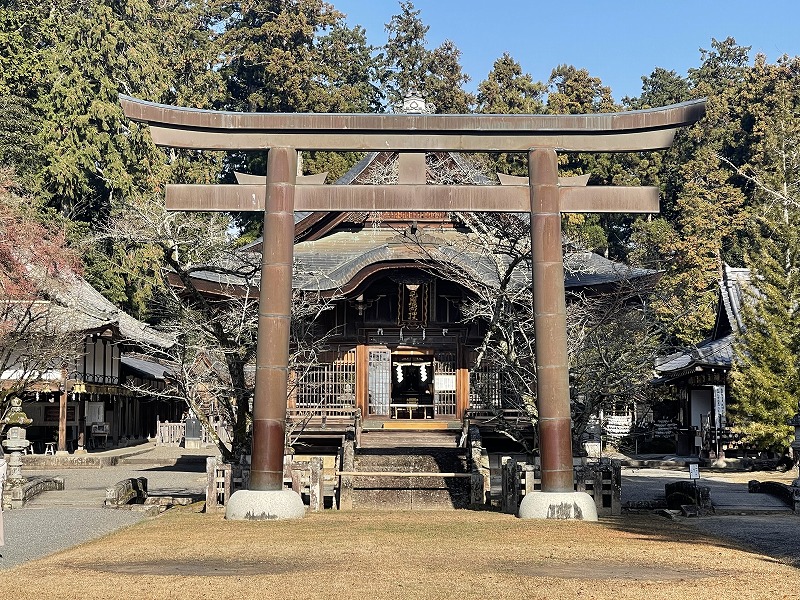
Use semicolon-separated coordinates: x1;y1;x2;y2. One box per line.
9;508;799;599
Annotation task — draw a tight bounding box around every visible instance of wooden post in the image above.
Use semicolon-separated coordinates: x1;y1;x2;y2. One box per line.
57;387;68;453
206;456;218;511
501;456;517;514
338;438;355;510
456;343;469;421
355;343;368;420
309;456;322;511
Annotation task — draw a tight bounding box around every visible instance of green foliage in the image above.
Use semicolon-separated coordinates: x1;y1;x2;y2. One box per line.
476;53;546;177
381;0;429;107
380;2;473;113
424;40;475;114
624;67;692;109
477;53;545;115
217;0;342;112
727;54;800;451
730;221;800;450
547;64;616;114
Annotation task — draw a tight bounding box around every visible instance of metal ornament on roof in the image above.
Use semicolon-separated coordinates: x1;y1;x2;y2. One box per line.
120;93;705;519
398;89;435;114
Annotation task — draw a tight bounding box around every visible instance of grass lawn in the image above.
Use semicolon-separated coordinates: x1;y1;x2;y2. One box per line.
9;508;798;599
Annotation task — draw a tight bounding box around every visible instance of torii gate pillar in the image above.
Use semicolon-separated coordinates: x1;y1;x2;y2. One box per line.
520;148;596;519
225;147;305;520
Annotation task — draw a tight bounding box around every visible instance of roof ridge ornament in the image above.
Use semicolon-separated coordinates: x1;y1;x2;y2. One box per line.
398;89;435;114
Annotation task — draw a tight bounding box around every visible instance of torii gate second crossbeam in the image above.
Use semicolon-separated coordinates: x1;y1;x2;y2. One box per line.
121;95;705;520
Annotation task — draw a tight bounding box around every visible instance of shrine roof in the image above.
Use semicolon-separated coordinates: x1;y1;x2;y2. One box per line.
192;227;652;295
654;265;751;379
47;274;175;349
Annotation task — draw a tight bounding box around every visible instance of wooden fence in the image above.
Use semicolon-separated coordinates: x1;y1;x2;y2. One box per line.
156;418;232;448
204;455;332;512
500;457;621;516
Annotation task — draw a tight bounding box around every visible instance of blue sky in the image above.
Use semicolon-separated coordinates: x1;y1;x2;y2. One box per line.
331;1;800;102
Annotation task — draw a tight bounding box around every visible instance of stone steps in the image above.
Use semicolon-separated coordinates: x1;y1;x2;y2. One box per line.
350;432;470;509
358;429;461;449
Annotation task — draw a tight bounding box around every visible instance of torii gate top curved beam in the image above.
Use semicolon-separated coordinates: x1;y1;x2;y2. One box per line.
120;95;706;153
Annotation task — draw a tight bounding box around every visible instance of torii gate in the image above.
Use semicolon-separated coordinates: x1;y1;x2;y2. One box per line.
121;95;705;520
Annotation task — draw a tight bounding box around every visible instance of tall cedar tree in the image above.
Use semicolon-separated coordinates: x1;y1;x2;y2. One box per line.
476;53;546;177
632;39;750;344
728;55;800;450
0;0;225;317
381;1;473;113
546;65;618;253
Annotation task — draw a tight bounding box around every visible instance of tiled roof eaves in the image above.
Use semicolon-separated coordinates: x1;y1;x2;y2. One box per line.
655;334;735;375
336;152;380;185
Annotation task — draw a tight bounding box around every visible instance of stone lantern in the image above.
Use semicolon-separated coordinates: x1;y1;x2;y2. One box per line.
2;395;33;506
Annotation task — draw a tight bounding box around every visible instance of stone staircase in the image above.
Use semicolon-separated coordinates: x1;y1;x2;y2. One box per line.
349;430;470;510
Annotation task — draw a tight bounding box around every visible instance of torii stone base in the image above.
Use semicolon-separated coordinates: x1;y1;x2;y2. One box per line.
225;489;305;521
518;491;598;521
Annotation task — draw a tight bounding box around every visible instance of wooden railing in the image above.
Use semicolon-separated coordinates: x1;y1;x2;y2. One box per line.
286;404;362;446
205;456;248;511
157;421;185;446
205;455;333;512
465;408;533;429
500;457;622;516
156;418;232;448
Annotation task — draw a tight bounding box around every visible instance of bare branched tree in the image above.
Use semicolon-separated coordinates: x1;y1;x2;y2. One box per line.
403;207;668;455
104;196;337;459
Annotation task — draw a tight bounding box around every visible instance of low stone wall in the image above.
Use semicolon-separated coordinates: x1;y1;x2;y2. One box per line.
23;454;119;469
5;476;64;509
22;444;155;469
105;477;148;507
749;480;800;512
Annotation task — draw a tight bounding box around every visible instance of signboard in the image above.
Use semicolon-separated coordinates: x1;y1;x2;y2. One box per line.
44;405;76;423
713;385;726;428
398;282;428;327
435;374;456;392
689;463;700;480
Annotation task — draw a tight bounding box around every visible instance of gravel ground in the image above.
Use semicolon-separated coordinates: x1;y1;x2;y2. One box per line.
2;507;144;568
1;444;215;570
620;466;800;567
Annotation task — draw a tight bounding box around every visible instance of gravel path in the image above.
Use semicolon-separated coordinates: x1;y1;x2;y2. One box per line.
1;444;215;570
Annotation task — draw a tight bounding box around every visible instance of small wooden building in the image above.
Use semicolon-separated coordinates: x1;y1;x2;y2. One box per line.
1;273;177;451
654;265;749;456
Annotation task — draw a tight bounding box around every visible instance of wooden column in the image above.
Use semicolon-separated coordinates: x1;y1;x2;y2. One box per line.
355;343;368;419
58;387;68;453
528;148;574;494
250;147;297;491
456;342;469;421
